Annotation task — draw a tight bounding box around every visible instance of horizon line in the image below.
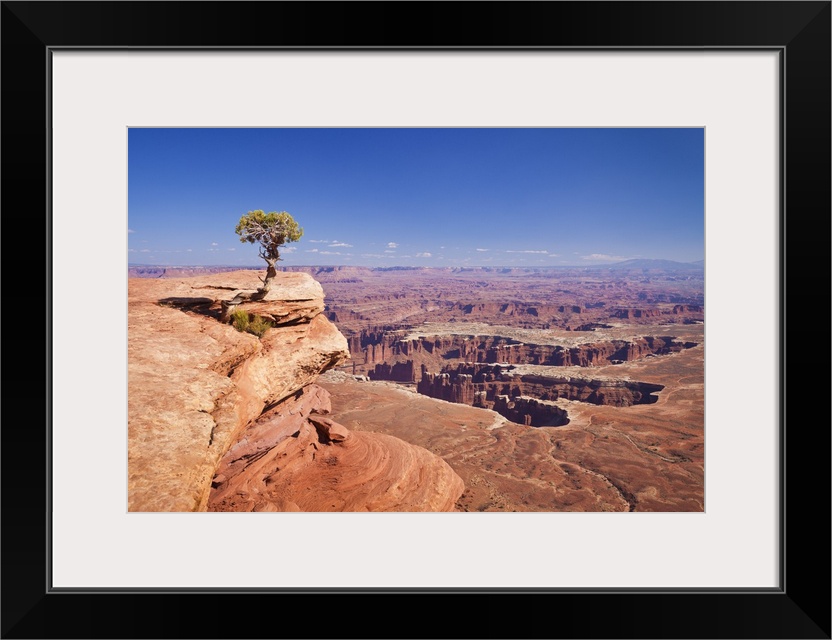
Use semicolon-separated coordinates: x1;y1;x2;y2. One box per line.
128;260;705;270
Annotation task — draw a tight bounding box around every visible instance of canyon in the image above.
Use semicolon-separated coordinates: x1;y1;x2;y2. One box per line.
128;264;704;512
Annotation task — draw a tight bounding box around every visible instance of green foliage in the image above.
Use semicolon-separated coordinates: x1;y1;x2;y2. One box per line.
235;210;303;262
247;315;273;338
230;308;273;339
230;308;250;333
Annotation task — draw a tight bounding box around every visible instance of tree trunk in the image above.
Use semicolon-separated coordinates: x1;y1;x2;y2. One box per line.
219;258;276;322
220;288;268;323
258;259;278;294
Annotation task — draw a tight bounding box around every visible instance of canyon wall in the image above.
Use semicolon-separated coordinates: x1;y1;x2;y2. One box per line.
356;332;697;379
415;363;664;425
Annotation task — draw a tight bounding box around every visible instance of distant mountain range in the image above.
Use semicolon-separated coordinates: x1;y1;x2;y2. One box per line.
604;259;704;271
128;259;705;278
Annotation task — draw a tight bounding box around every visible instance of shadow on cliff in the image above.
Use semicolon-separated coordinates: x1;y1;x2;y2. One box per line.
157;296;317;329
158;296;223;320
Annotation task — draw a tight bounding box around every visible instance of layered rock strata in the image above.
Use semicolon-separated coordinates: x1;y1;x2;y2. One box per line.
207;384;464;512
309;266;704;335
357;332;696;381
415;363;663;425
490;395;570;427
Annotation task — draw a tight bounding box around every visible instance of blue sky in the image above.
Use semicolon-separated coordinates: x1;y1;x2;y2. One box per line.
128;128;704;267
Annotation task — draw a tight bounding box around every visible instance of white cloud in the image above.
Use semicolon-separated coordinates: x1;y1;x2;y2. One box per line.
186;249;192;252
282;246;297;253
319;250;351;256
581;253;626;262
128;228;135;234
506;250;548;254
309;239;331;243
211;242;219;246
476;248;489;252
329;242;352;248
306;249;319;253
387;242;398;249
384;250;396;254
140;249;150;253
129;248;136;252
415;252;432;258
227;248;235;251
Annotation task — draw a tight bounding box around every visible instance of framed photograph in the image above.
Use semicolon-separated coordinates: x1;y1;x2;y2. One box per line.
3;2;829;638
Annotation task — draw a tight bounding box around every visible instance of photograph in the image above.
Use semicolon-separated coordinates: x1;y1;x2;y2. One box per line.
128;127;706;514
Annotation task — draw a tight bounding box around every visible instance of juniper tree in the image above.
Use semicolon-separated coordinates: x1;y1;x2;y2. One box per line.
221;210;303;321
235;210;303;294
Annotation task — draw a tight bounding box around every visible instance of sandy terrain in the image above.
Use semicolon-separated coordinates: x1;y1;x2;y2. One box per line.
319;338;704;512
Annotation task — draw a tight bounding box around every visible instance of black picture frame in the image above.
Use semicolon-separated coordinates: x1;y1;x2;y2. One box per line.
2;2;829;638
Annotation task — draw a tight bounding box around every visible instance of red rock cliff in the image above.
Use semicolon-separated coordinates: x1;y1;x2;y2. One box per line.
128;270;463;512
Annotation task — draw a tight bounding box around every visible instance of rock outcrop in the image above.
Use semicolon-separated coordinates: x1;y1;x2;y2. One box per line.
491;395;570;427
129;270;463;512
207;384;464;512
